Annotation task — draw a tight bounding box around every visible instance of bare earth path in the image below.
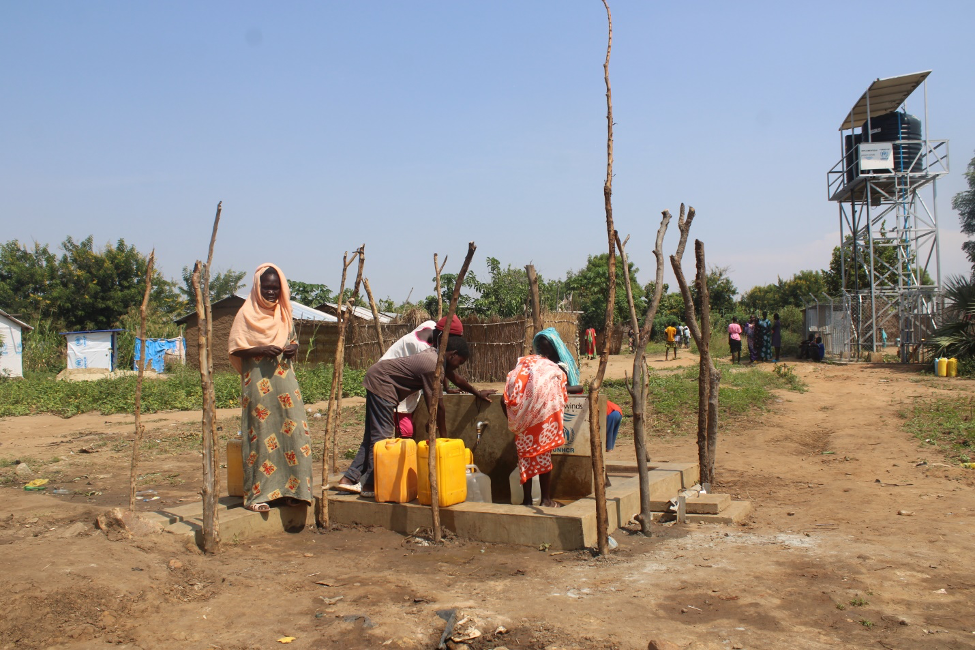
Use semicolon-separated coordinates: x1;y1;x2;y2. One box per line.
0;360;973;649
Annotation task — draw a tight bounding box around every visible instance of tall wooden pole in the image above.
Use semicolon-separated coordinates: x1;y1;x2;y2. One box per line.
128;250;154;511
318;248;358;528
195;201;222;554
363;278;385;354
433;254;447;320
668;207;721;488
586;0;615;556
426;243;476;543
525;264;543;335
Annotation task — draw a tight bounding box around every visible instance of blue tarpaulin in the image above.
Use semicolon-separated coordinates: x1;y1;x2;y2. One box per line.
134;337;185;372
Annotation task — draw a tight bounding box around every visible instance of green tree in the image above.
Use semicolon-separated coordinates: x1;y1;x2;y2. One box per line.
471;257;531;318
952;156;975;274
49;237;180;330
0;240;58;318
289;281;333;307
824;232;931;294
739;283;781;312
566;253;645;331
690;266;737;317
180;266;246;305
741;270;828;311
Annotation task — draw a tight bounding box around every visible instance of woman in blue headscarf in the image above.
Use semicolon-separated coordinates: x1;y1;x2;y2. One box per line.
532;328;581;391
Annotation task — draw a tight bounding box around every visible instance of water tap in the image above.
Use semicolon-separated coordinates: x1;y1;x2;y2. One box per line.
475;421;488;436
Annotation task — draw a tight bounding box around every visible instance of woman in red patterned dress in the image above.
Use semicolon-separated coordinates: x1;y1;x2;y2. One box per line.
502;337;570;508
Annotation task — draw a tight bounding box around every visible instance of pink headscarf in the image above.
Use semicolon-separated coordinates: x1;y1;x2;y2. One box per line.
228;263;293;373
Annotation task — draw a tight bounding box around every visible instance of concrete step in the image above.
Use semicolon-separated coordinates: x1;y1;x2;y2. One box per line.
649;493;733;514
685;500;752;525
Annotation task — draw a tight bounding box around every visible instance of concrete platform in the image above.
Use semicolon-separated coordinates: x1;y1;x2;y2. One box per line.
150;462;708;550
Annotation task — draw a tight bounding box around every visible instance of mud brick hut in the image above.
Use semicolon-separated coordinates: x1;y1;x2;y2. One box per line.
175;294;337;372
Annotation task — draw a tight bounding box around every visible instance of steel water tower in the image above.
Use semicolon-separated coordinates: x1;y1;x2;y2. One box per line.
826;71;949;361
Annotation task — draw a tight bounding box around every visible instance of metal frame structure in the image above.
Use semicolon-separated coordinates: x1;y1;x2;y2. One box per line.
825;71;949;361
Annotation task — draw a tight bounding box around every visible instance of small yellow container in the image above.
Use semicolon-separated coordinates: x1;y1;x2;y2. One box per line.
373;438;418;503
947;358;958;377
417;438;468;507
227;437;244;497
937;357;948;377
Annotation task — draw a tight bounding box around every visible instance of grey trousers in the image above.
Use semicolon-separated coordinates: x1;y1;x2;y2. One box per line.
343;391;396;489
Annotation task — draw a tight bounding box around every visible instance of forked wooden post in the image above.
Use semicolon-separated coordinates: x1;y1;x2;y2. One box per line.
318;248;361;528
616;214;670;535
425;242;476;544
668;207;721;487
586;0;615;556
195;201;222;554
128;250;154;511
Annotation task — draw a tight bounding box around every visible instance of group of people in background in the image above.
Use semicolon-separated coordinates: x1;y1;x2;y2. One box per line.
728;311;781;364
663;321;691;360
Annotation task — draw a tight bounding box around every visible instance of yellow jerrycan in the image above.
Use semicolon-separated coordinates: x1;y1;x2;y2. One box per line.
226;435;244;497
937;357;948;377
373;438;418;503
947;358;958;377
417;438;468;507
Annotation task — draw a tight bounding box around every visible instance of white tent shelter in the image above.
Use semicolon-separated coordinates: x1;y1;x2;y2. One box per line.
0;309;31;378
61;329;123;371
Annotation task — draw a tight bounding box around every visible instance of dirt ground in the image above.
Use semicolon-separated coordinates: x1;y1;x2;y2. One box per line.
0;358;974;649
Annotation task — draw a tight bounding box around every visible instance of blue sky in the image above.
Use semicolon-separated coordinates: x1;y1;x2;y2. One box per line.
2;1;974;305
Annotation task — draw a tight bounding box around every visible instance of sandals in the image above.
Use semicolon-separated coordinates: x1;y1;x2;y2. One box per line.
246;502;271;513
335;481;362;494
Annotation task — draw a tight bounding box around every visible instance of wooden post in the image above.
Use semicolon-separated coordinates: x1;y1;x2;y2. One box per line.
318;248;359;528
128;250;154;511
425;242;476;543
363;277;385;353
525;264;543;335
587;0;615;556
616;213;670;535
433;253;448;320
668;206;721;487
194;201;222;554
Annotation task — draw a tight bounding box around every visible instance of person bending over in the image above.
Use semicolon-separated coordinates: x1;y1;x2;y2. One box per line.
337;335;470;497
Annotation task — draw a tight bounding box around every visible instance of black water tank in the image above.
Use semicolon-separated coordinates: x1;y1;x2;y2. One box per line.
861;111;923;172
844;133;862;183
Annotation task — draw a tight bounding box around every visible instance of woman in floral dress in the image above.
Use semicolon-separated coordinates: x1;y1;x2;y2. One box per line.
228;263;313;512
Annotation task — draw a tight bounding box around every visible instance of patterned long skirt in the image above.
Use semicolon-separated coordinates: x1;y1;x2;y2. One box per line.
240;356;314;507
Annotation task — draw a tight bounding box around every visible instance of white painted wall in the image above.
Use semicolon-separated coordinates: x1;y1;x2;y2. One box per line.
0;314;25;378
65;331;114;370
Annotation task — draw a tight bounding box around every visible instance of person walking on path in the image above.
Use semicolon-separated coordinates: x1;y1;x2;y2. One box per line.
664;322;679;361
728;316;743;364
584;327;597;360
771;313;782;362
229;263;314;512
682;324;691;349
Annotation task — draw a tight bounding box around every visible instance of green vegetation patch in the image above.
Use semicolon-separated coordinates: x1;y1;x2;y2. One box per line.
900;394;975;463
603;363;805;438
0;364;366;418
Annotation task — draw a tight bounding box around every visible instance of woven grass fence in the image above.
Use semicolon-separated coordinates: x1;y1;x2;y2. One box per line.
297;312;582;383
